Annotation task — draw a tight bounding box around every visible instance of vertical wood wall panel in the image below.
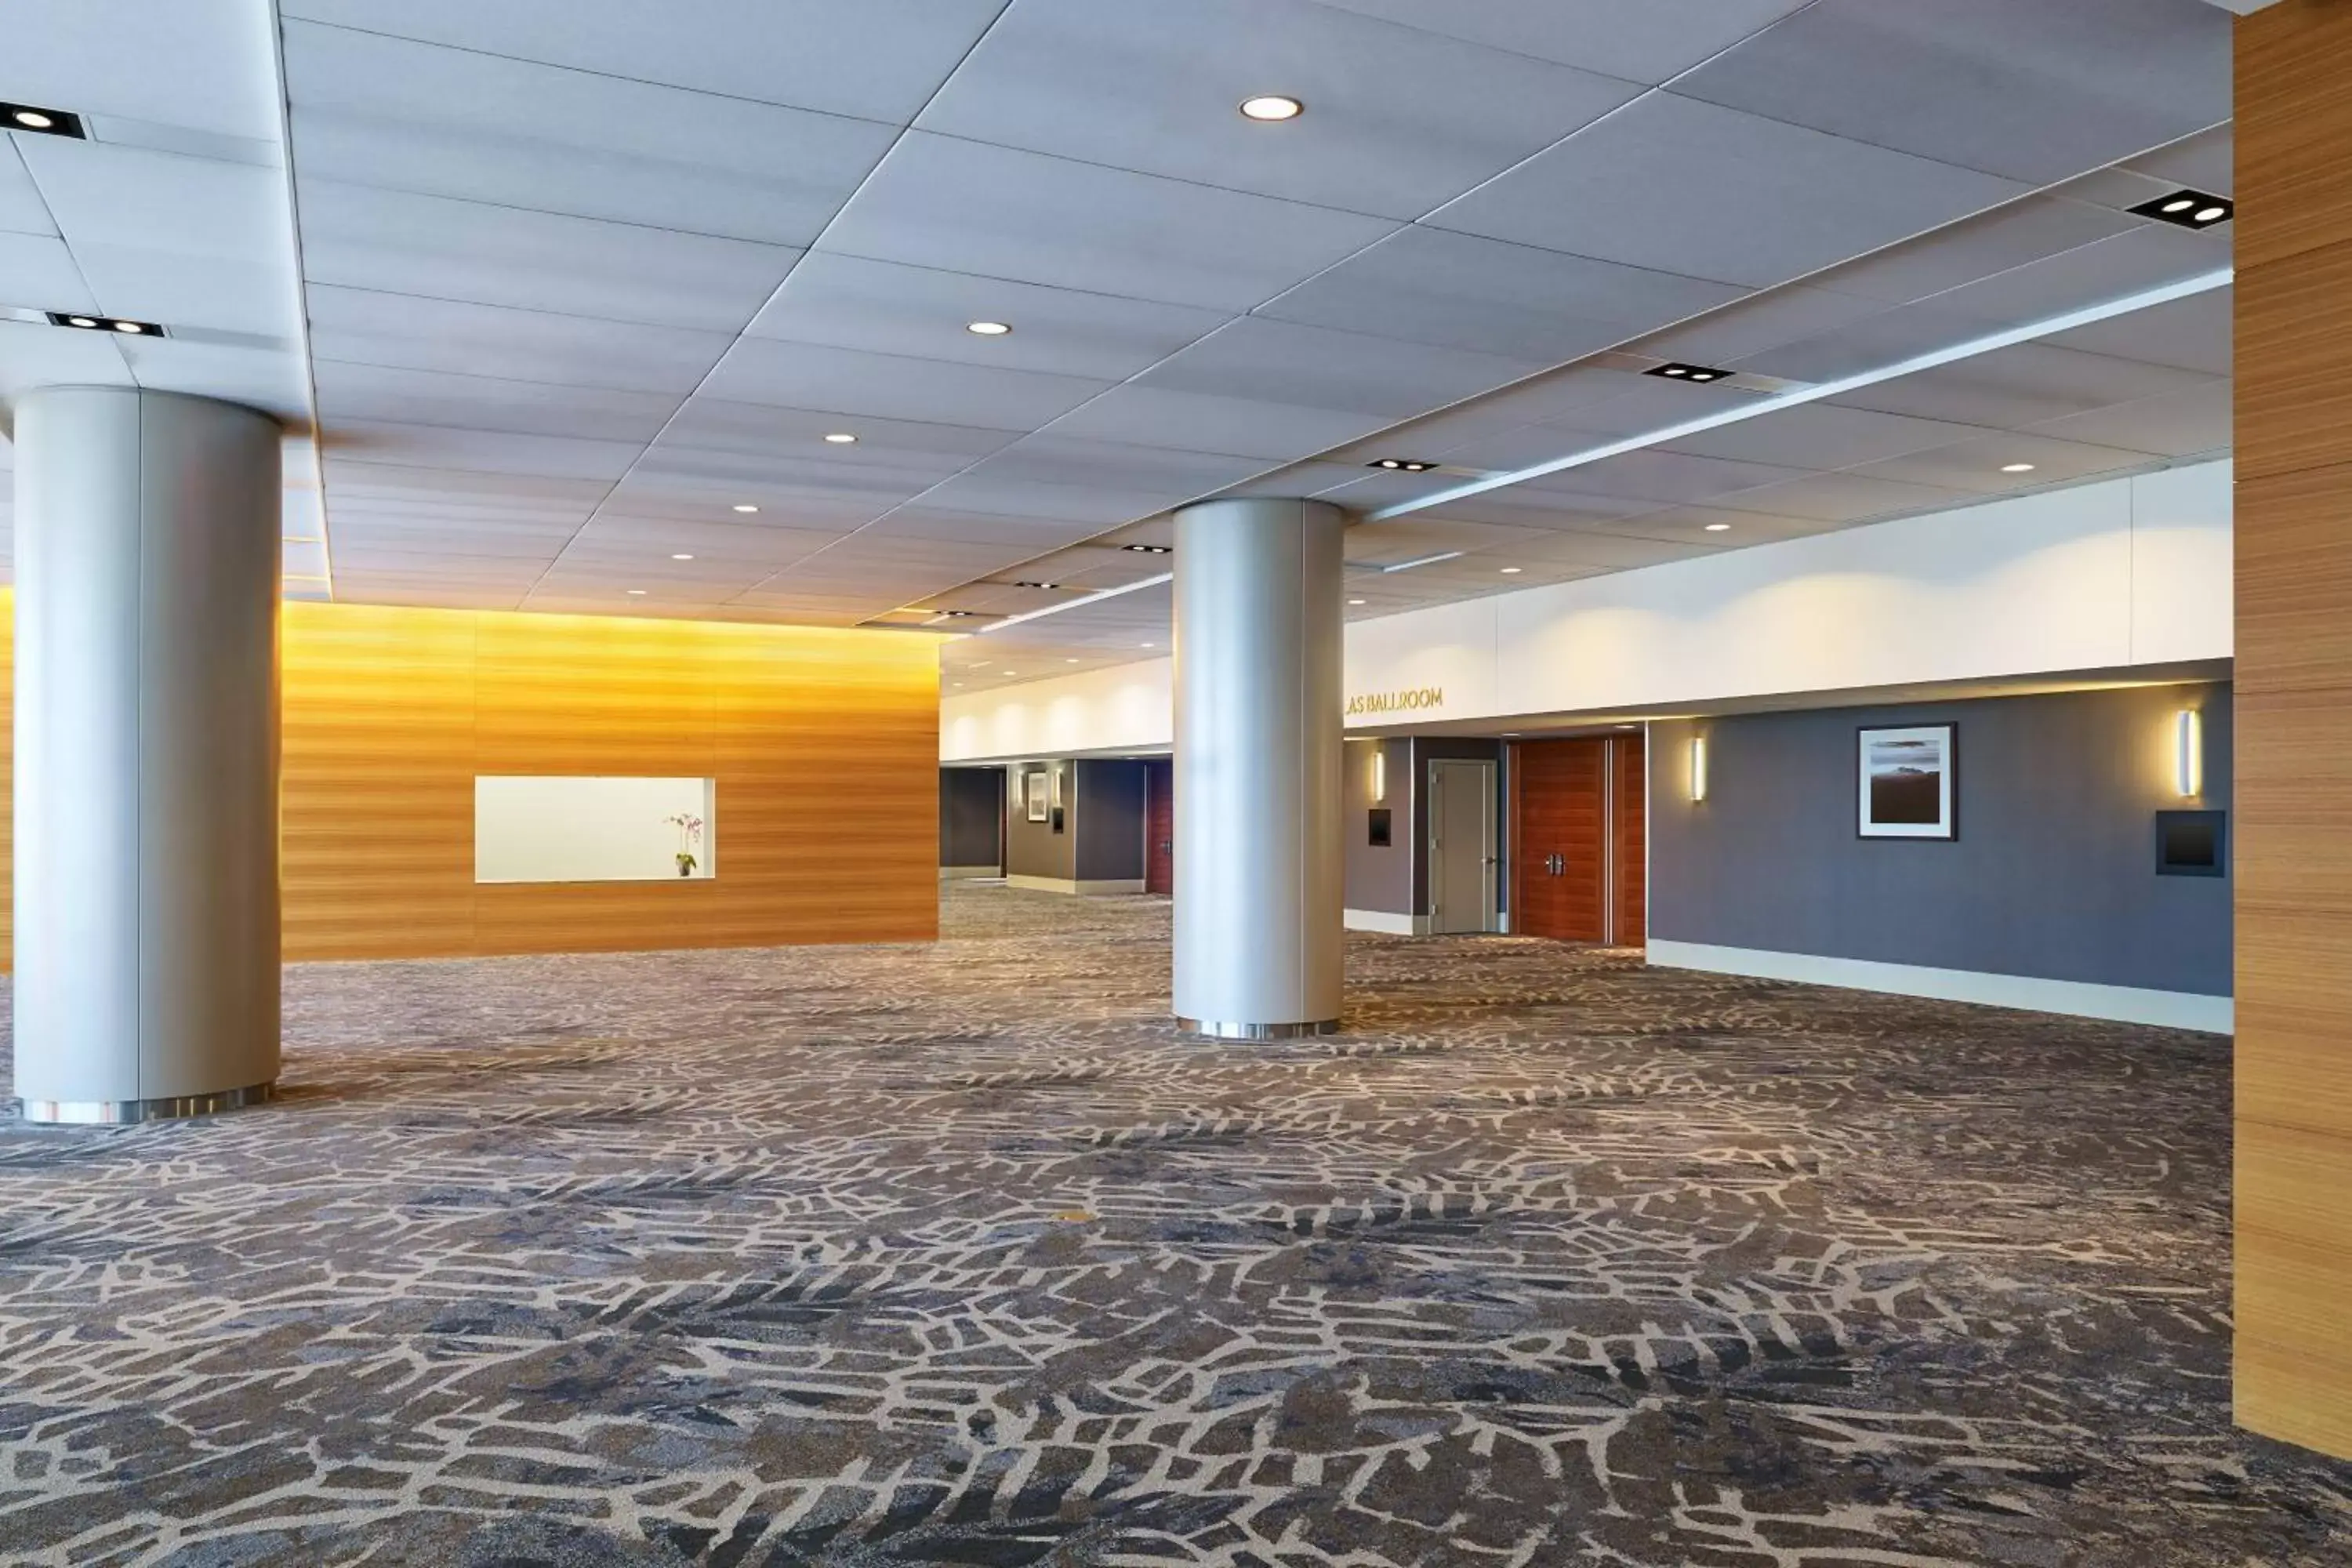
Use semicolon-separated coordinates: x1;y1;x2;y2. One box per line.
2234;0;2352;1461
4;599;940;969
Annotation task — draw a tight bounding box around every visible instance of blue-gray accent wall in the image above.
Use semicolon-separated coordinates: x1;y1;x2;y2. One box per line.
1648;683;2232;996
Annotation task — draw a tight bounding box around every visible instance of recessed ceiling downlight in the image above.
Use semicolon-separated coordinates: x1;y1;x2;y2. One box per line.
732;503;759;514
1239;95;1304;122
1647;361;1733;383
1123;543;1173;554
47;310;165;337
1370;458;1437;474
966;320;1012;336
2000;462;2038;474
3;102;85;139
823;432;858;444
2130;187;2232;229
1704;522;1731;532
672;553;695;561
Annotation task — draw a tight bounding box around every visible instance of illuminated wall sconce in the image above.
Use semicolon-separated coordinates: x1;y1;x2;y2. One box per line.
1690;735;1709;803
1049;764;1064;808
1371;746;1387;804
2174;709;2203;798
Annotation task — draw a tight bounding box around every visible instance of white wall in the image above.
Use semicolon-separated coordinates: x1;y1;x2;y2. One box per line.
475;775;716;884
939;463;2230;760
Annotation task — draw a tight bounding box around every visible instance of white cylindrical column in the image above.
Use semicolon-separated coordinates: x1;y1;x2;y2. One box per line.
13;387;283;1123
1172;497;1345;1037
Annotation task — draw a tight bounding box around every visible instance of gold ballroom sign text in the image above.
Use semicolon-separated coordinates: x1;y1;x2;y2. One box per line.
1345;687;1444;717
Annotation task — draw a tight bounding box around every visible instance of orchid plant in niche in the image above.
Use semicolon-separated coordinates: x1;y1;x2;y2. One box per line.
665;812;705;877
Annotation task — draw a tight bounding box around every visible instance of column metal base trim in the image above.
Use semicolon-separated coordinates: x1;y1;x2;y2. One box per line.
1176;1016;1341;1040
14;1081;276;1127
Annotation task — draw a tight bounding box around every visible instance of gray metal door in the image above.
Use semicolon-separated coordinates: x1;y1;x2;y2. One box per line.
1428;760;1498;935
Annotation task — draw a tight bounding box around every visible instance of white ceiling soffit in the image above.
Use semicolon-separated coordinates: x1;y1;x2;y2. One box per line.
0;0;330;595
3;0;2234;646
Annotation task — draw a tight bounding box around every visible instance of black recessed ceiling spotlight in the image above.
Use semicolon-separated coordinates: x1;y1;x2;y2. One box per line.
47;311;165;337
1123;543;1174;554
1369;458;1438;473
1646;361;1733;383
3;102;87;139
2130;187;2233;229
1011;580;1063;590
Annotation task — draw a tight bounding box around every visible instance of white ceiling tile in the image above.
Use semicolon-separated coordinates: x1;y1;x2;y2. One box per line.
1657;402;1992;470
1828;341;2218;428
1670;0;2230;184
973;437;1269;495
2038;285;2232;376
1520;448;1807;506
332;531;564;564
0;143;57;238
2027;380;2230;458
860;508;1099;548
630;440;958;497
1623;283;1891;369
8;0;284;141
1480;530;1718;570
17;138;284;263
307;285;734;394
1843;432;2163;494
744;252;1228;380
278;0;1012;124
1399;488;1668;530
1706;470;1977;523
327;419;645;481
699;338;1112;431
815;132;1396;313
571;514;845;564
116;336;310;423
1557;504;1838;549
909;474;1176;527
68;242;298;338
1731;301;2007;386
1133;316;1547;419
658;398;1017;466
0;231;98;313
597;474;895;532
1809;197;2144;309
1305;0;1811;85
917;0;1638;220
2122;124;2233;197
321;459;612;509
282;23;895;245
1256;225;1747;361
1043;385;1385;461
1918;225;2231;331
332;583;529;609
1425;92;2026;291
312;361;680;442
296;181;801;332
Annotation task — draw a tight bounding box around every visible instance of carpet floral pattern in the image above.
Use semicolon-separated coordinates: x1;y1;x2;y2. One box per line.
0;884;2346;1566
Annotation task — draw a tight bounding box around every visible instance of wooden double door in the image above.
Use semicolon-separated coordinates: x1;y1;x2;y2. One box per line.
1510;735;1646;946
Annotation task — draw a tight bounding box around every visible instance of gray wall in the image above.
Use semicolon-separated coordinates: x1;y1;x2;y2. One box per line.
1074;760;1147;882
1344;738;1413;915
1004;762;1072;881
938;768;1003;869
1650;683;2232;996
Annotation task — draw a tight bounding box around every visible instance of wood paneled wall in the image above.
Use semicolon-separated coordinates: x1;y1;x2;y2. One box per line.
2234;0;2352;1462
2;598;941;966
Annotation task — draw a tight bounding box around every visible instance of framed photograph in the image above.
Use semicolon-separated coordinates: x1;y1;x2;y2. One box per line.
1024;769;1051;823
1858;724;1956;840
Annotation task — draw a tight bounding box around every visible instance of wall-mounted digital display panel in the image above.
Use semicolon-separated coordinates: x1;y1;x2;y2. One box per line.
475;776;716;884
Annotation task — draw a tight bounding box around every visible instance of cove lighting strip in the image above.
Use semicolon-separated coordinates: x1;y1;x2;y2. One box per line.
1369;268;2236;524
977;571;1173;633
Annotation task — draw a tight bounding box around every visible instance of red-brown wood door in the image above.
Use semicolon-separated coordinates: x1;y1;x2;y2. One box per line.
1145;759;1174;895
1512;739;1610;942
1612;732;1646;947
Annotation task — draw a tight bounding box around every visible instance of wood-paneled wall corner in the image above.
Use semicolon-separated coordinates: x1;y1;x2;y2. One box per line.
2233;0;2352;1462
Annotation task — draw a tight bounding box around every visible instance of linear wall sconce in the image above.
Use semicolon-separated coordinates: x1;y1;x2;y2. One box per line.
1372;746;1387;804
2175;709;2203;798
1690;735;1709;803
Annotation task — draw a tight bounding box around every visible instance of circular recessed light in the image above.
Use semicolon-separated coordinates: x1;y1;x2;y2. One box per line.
966;320;1012;336
2162;198;2195;213
1662;365;1690;376
2000;462;2037;474
1065;657;1080;663
626;589;648;597
13;110;54;129
1348;597;1366;605
732;503;759;514
1239;95;1304;122
671;553;695;561
1499;566;1523;574
1704;522;1732;532
1377;459;1403;470
953;681;965;688
65;314;97;328
2194;205;2227;223
1141;642;1156;648
823;432;858;445
112;321;146;334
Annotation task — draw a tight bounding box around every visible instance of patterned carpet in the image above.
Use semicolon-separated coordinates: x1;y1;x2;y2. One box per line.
0;884;2346;1567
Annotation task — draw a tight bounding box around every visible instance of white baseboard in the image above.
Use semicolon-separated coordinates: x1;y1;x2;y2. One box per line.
1345;908;1429;935
1646;938;2234;1033
940;865;1002;880
1006;874;1147;896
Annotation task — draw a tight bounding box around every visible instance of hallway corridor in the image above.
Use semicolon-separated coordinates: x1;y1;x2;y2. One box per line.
0;884;2343;1566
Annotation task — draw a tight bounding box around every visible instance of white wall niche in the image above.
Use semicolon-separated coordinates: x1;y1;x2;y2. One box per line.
474;776;717;885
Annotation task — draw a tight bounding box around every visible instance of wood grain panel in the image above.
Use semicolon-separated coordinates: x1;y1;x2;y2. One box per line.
2234;0;2352;1461
1612;733;1647;948
6;601;938;968
1512;740;1608;942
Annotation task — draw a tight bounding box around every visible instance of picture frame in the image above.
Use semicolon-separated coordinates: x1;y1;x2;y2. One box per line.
1024;769;1051;823
1857;723;1957;840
